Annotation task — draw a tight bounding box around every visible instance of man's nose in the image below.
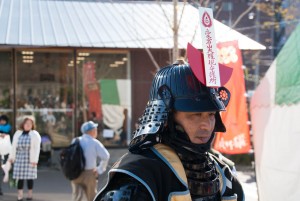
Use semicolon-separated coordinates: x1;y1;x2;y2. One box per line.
199;116;212;130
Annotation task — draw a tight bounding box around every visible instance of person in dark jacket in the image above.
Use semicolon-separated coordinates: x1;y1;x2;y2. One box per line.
94;60;244;201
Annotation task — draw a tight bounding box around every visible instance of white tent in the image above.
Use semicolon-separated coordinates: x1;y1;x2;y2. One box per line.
251;24;300;200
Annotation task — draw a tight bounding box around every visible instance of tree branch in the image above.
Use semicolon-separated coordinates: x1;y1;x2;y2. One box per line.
214;0;223;20
144;48;160;72
157;0;173;30
177;0;187;29
231;0;258;29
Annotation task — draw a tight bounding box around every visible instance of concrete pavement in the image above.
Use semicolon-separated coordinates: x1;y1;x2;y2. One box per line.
1;148;126;201
2;168;73;201
236;168;258;201
1;148;258;201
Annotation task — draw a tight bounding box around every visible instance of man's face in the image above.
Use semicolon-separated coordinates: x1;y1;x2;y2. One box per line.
174;111;216;144
88;128;98;138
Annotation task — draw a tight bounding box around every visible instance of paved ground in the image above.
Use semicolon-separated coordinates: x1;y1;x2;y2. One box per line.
236;168;258;201
1;148;258;201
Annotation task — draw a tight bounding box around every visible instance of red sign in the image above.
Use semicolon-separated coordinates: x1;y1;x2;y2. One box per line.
213;41;251;154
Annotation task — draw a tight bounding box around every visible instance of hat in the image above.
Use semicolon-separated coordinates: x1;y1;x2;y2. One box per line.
81;121;98;134
0;115;9;122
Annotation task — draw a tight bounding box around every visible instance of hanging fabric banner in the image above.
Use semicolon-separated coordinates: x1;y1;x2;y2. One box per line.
83;62;103;121
213;40;251;154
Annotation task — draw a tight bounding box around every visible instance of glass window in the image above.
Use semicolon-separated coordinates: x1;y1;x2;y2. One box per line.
16;50;74;148
77;51;131;147
0;51;13;137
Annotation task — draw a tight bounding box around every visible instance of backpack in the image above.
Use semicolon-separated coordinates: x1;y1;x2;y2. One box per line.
60;137;86;180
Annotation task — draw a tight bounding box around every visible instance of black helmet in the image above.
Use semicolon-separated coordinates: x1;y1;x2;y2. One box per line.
129;61;230;152
150;61;228;113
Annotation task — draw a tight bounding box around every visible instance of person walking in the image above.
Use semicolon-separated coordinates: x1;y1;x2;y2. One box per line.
0;114;12;195
71;121;110;201
9;116;41;201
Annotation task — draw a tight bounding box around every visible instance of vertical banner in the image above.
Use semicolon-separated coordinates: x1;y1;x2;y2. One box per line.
82;62;103;121
213;40;251;154
199;7;221;87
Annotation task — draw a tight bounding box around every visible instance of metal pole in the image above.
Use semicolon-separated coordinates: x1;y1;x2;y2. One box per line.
12;48;17;133
254;0;260;88
173;0;178;62
73;49;78;138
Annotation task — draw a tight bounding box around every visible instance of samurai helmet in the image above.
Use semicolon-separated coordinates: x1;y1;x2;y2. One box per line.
129;60;231;152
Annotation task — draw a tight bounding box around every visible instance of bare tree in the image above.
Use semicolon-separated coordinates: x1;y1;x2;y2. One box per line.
145;48;160;72
157;0;187;63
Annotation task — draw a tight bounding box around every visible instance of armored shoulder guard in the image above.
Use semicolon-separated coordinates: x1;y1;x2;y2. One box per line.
209;149;244;201
94;173;152;201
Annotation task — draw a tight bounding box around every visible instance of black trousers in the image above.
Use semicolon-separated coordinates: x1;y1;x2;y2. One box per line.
17;180;34;190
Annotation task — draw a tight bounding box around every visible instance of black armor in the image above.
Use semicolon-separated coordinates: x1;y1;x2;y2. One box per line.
96;175;152;201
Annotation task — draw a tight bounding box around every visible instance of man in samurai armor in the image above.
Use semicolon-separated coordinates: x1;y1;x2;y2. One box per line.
94;60;244;201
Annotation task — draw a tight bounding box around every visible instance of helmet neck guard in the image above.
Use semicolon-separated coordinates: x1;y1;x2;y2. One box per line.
129;100;167;153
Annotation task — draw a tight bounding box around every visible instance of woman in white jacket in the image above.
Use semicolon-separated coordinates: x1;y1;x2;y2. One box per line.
9;116;41;201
